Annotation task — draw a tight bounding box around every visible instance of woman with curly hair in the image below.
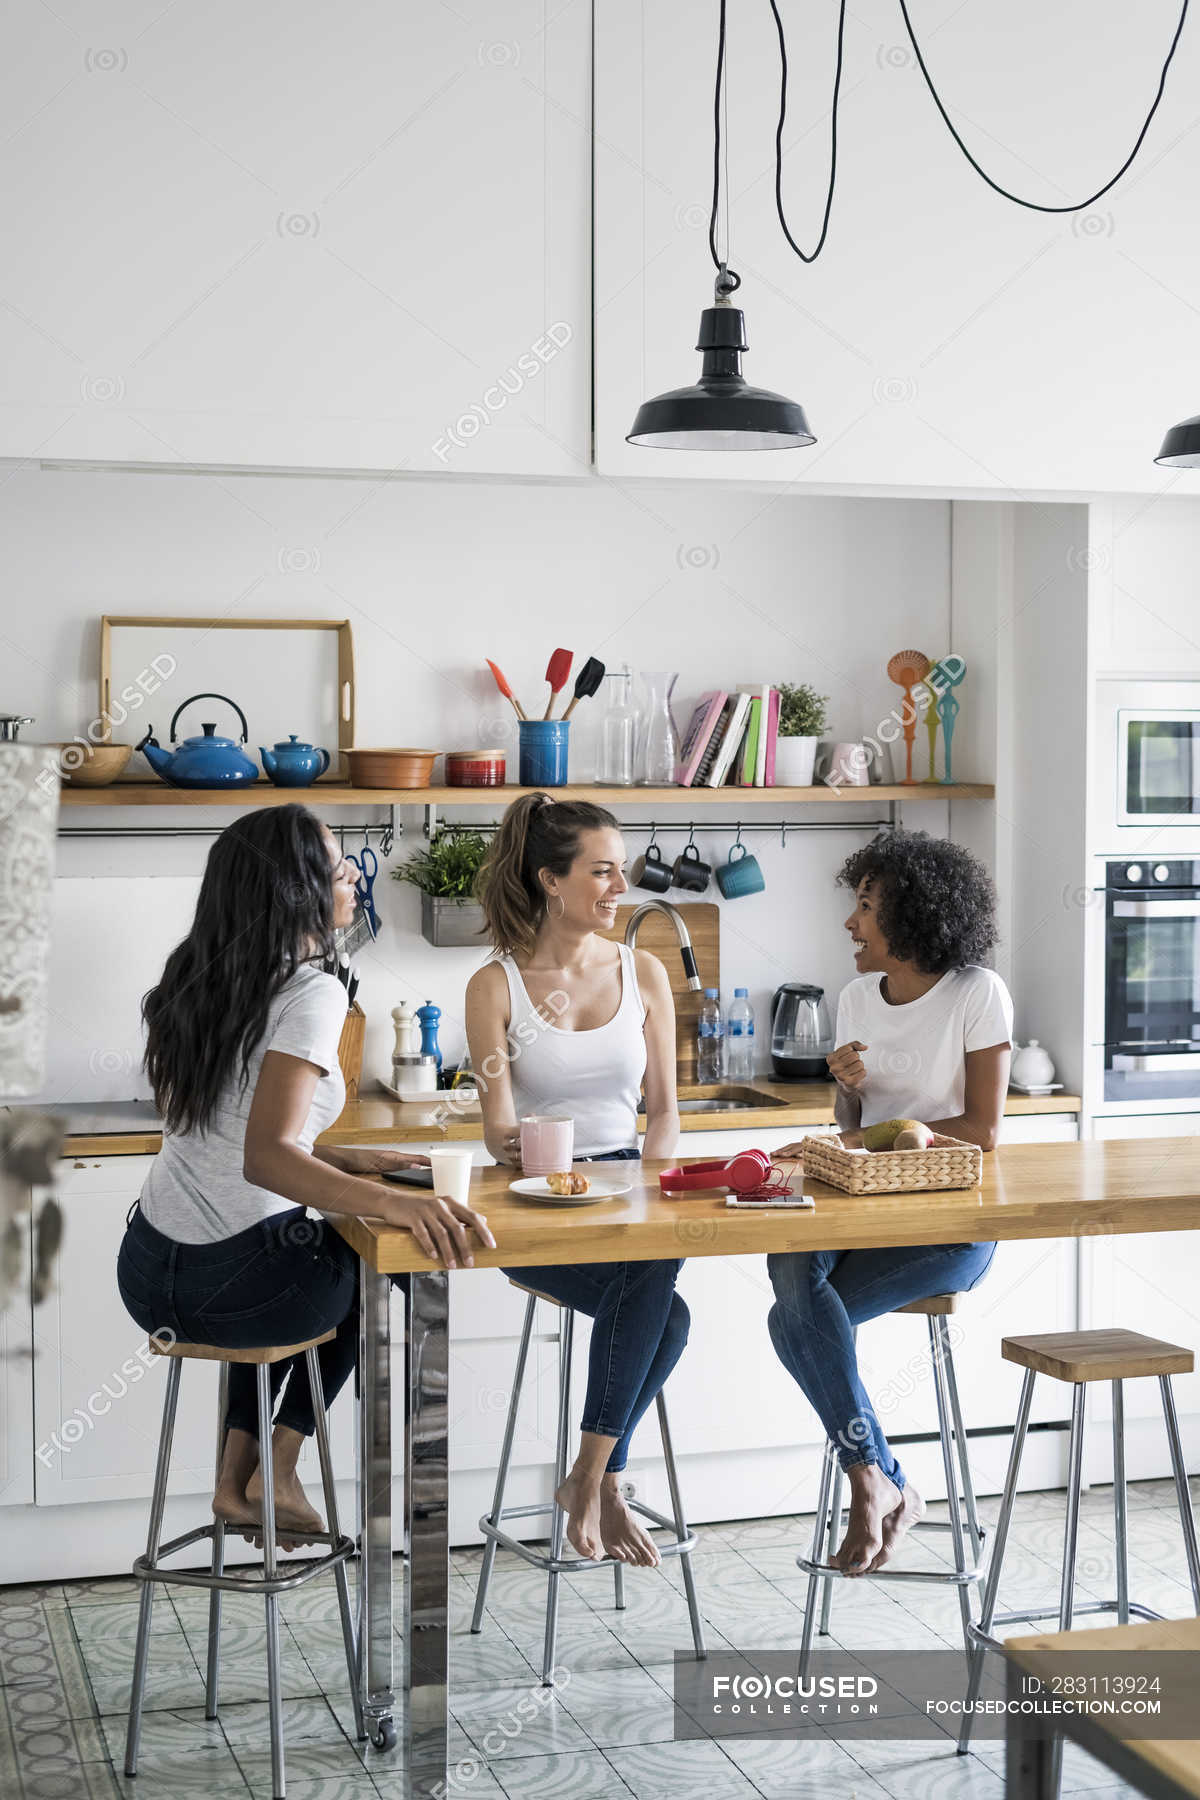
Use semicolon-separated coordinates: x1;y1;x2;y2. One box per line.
768;830;1012;1579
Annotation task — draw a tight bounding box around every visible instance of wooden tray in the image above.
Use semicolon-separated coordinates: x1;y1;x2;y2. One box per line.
798;1131;982;1194
338;1000;365;1100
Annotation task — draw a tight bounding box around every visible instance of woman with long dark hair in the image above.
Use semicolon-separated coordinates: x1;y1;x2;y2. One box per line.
465;792;686;1570
117;805;494;1542
768;831;1012;1577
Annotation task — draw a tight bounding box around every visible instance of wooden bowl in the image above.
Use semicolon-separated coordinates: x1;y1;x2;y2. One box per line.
55;743;134;786
346;748;437;789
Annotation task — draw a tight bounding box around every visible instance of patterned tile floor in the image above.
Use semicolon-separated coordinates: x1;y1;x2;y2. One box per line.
2;1477;1195;1800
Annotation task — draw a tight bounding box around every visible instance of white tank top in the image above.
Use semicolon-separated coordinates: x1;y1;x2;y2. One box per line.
498;943;647;1156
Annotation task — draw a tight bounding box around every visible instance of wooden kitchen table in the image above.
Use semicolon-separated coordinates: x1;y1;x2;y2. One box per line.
330;1137;1200;1796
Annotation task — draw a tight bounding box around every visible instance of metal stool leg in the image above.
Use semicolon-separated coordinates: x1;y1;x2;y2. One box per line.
306;1346;365;1742
472;1294;536;1634
124;1355;182;1777
257;1364;286;1800
820;1462;844;1637
1160;1373;1200;1612
930;1314;973;1661
799;1441;837;1679
541;1307;574;1686
941;1316;984;1565
1113;1380;1130;1626
959;1367;1036;1754
205;1363;229;1719
1040;1382;1087;1799
613;1560;626;1610
656;1390;706;1659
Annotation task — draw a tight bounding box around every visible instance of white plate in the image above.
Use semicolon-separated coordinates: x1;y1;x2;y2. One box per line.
508;1176;633;1205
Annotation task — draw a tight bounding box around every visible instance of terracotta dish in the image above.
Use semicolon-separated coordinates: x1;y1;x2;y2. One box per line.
55;743;134;786
346;748;437;789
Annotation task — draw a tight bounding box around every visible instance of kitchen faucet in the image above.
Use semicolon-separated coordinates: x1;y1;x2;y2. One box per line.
624;900;702;990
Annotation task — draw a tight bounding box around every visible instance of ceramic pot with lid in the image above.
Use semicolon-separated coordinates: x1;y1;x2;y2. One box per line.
259;736;331;786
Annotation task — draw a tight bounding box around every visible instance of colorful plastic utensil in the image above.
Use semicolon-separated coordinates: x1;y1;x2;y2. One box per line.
886;649;931;785
560;656;606;720
486;658;527;721
917;678;940;781
930;654;967;784
542;648;574;720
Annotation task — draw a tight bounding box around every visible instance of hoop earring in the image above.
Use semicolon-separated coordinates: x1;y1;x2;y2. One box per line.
547;894;565;920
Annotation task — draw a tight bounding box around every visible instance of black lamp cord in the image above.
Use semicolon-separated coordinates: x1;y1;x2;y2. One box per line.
709;0;1190;286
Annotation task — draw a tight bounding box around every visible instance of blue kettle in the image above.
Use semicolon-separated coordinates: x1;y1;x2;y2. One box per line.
137;693;259;788
260;736;331;787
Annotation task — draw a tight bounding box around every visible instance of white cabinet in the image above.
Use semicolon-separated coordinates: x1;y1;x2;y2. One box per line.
594;0;1200;497
1;1;590;475
0;1208;34;1511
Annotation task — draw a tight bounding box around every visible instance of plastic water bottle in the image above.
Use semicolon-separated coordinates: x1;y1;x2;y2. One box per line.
726;989;755;1081
697;988;724;1083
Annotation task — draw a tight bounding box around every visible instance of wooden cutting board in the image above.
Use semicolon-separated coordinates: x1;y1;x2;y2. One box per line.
598;902;719;1086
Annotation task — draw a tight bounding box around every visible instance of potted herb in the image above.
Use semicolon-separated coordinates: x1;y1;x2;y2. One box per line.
774;682;829;787
393;831;490;947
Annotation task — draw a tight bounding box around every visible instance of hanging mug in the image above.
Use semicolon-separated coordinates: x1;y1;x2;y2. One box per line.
672;839;711;893
716;830;765;899
631;841;671;893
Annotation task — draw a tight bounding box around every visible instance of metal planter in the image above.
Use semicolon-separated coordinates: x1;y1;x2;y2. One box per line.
420;893;487;948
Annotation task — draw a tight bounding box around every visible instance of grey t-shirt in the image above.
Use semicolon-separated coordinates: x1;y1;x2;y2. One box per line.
140;963;348;1245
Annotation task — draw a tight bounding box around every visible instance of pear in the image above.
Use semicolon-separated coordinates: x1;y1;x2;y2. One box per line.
862;1117;929;1152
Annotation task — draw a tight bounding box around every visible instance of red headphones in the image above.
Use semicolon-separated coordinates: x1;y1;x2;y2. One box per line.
659;1150;773;1196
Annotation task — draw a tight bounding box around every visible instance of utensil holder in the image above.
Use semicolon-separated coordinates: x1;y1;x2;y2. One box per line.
518;720;570;787
338;1001;365;1100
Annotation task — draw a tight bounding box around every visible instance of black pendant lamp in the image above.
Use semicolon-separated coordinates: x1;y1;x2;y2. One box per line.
1155;415;1200;467
626;267;814;451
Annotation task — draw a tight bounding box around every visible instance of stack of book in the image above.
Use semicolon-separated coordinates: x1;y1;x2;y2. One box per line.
673;687;780;787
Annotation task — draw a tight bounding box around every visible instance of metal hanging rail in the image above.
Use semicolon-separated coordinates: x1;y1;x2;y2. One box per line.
429;810;898;842
57;813;399;854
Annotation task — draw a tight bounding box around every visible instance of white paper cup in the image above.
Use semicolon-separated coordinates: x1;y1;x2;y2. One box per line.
520;1115;575;1176
429;1148;475;1207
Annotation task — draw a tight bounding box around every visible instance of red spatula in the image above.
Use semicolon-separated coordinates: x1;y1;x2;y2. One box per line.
542;648;573;720
486;659;527;721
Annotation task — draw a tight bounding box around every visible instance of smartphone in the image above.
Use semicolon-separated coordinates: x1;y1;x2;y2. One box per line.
381;1166;435;1189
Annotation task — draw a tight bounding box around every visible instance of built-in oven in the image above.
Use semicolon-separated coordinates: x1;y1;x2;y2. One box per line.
1104;858;1200;1103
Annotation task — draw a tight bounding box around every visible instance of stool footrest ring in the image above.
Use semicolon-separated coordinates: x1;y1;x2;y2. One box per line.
478;1503;697;1576
968;1598;1163;1655
133;1531;355;1597
796;1552;987;1588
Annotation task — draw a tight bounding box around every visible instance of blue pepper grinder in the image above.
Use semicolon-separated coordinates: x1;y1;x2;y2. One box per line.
416;1001;442;1077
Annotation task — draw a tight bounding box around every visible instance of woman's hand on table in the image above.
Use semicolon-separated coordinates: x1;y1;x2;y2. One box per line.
827;1041;868;1090
384;1191;496;1269
329;1146;431;1177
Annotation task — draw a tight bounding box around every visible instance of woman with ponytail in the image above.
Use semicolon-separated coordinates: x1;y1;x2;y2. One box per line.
466;793;686;1569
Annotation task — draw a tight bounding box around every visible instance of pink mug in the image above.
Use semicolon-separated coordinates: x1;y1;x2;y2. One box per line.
520;1115;575;1176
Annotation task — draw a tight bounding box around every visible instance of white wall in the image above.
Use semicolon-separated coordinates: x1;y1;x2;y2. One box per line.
2;464;960;1102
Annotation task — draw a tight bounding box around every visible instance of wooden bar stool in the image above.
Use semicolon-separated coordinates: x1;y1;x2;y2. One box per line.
959;1327;1200;1757
470;1280;707;1684
798;1294;987;1673
124;1332;362;1800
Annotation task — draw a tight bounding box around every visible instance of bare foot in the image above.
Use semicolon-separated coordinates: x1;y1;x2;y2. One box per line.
212;1485;260;1532
554;1471;603;1561
832;1465;904;1576
246;1465;325;1548
212;1426;260;1533
599;1478;660;1567
867;1483;925;1572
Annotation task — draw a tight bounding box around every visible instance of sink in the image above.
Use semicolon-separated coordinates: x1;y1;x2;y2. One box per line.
674;1085;789;1114
678;1098;760;1112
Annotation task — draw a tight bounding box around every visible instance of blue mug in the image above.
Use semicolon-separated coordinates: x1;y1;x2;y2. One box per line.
716;842;765;898
518;720;569;787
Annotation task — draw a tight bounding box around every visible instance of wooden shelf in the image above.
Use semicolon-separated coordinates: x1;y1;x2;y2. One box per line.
59;781;996;809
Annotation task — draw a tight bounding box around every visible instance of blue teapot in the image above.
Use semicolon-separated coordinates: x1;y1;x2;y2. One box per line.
137;693;259;788
260;735;331;787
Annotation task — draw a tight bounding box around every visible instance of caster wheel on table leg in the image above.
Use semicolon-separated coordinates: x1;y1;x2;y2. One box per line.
371;1717;397;1752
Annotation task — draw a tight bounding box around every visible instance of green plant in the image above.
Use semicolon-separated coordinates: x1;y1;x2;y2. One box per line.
776;682;829;738
393;831;490;901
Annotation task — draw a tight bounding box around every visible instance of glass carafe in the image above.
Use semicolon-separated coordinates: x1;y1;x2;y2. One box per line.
596;664;637;786
637;670;681;786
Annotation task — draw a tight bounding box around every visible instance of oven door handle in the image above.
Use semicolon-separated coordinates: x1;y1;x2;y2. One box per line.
1111;1050;1200;1071
1111;898;1200;918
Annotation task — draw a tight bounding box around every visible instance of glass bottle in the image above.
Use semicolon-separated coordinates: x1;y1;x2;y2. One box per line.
637;670;681;786
596;664;637;786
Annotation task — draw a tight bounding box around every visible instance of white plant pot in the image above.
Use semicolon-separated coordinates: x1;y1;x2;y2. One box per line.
774;736;818;787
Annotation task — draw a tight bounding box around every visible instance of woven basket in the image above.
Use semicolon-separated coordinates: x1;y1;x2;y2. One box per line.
798;1131;982;1195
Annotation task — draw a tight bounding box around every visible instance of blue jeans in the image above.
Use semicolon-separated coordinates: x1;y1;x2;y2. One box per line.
501;1147;688;1473
766;1241;996;1491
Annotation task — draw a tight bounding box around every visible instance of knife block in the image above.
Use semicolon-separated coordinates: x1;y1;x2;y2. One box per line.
338;1001;365;1101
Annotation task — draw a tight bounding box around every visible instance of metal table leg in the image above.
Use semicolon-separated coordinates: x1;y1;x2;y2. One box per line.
358;1264;396;1751
406;1270;450;1796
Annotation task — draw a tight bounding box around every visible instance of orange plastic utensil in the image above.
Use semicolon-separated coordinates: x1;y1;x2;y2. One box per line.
542;648;573;720
486;659;527;721
886;649;931;785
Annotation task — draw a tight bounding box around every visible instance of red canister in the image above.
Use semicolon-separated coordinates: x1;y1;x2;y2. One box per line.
444;749;506;787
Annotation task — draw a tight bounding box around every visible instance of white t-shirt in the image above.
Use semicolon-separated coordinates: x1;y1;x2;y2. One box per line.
140;964;348;1245
834;965;1013;1129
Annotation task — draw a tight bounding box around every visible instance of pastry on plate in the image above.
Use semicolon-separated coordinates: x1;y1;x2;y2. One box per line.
545;1170;590;1196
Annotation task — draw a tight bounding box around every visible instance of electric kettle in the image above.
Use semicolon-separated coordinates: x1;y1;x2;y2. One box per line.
770;982;835;1080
